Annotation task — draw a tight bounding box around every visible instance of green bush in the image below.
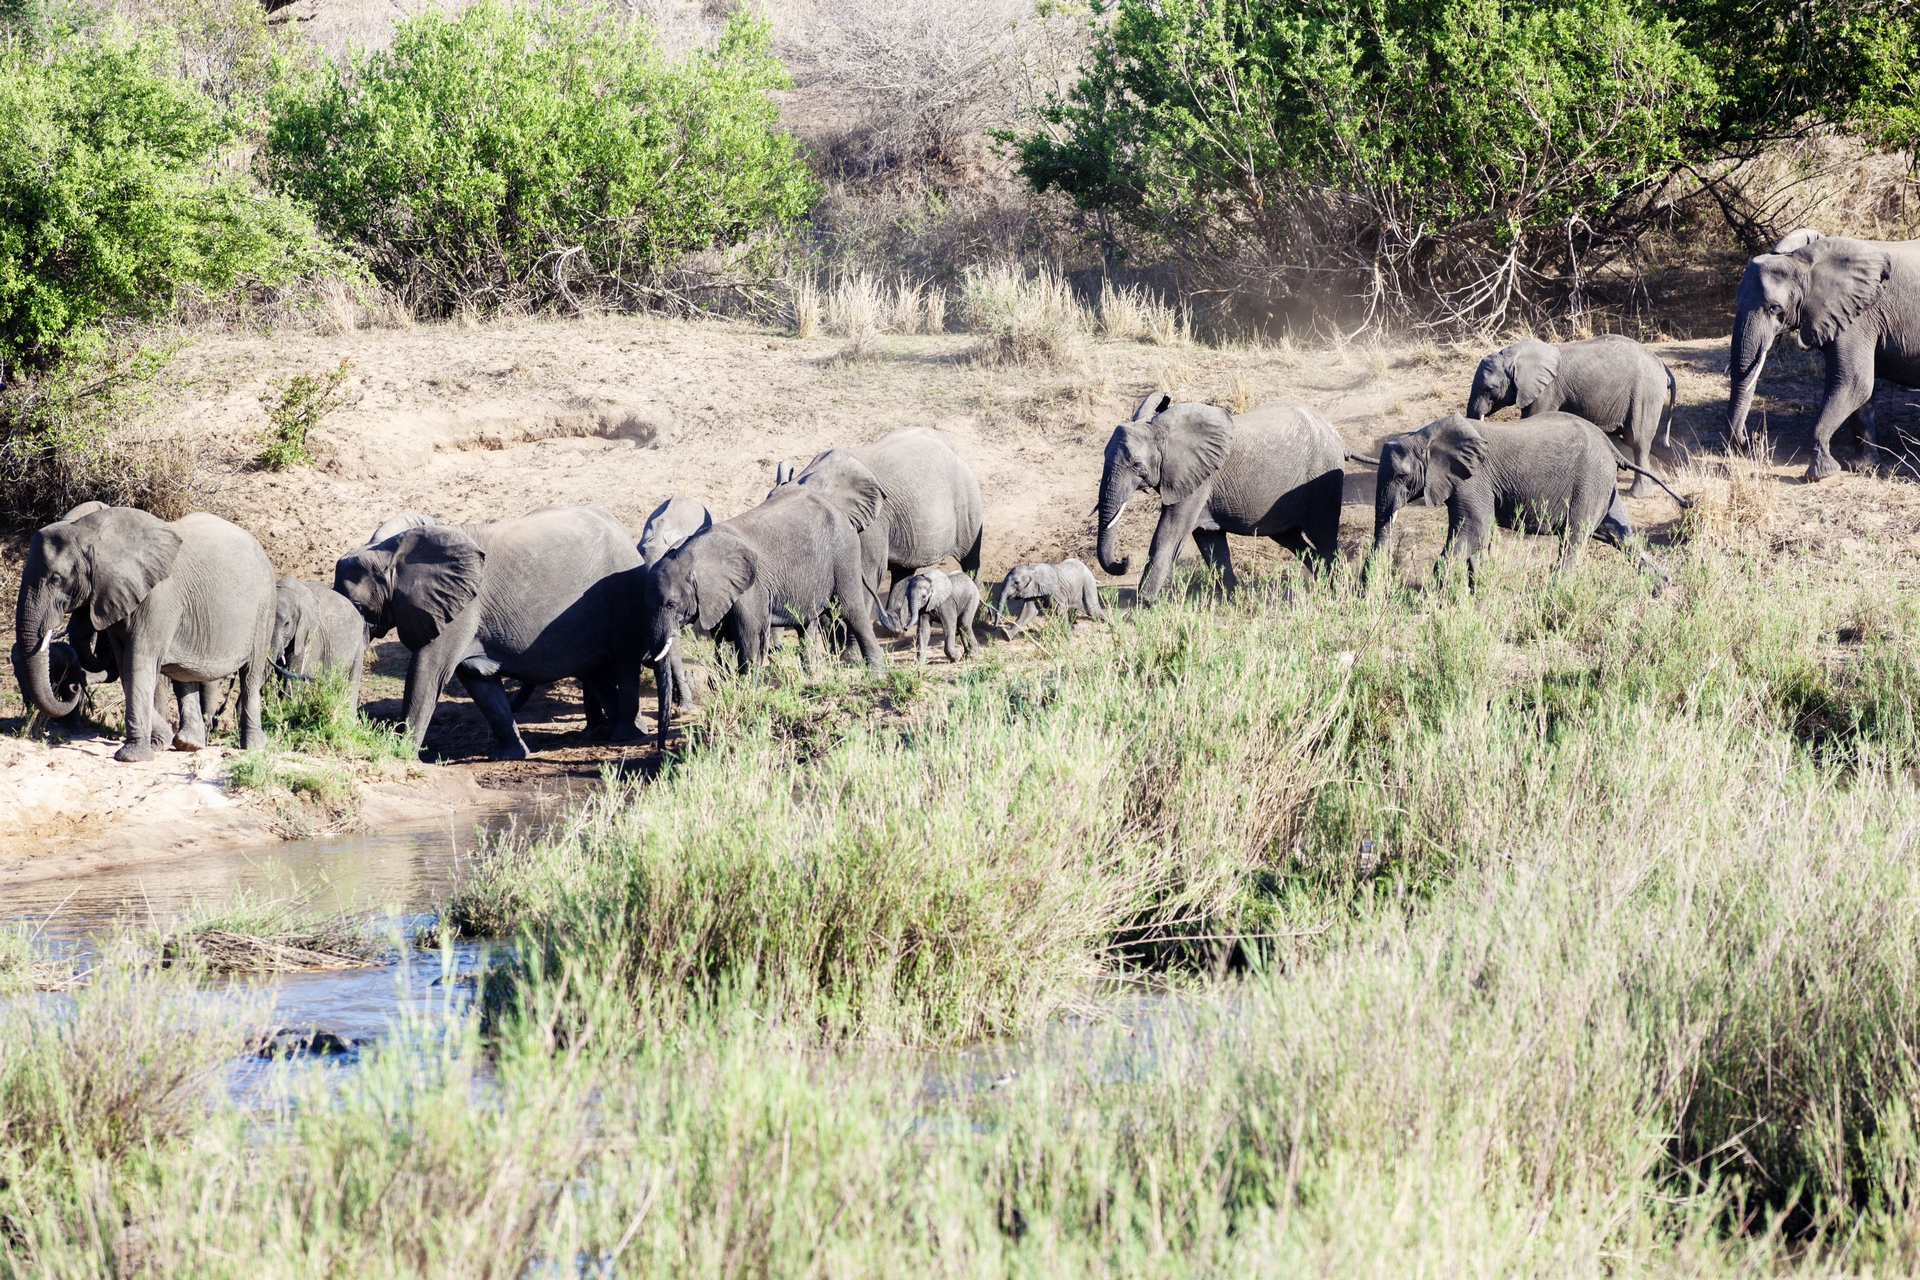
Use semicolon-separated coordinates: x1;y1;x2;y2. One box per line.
1014;0;1716;327
263;2;817;314
256;357;349;470
0;30;323;370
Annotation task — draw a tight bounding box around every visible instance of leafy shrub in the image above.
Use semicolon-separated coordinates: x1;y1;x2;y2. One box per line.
262;665;410;763
1014;0;1716;328
263;2;817;314
0;31;324;371
257;357;349;469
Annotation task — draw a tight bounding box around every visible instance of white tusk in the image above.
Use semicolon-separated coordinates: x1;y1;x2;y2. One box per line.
1084;504;1098;519
37;632;50;653
1104;496;1131;530
651;637;673;662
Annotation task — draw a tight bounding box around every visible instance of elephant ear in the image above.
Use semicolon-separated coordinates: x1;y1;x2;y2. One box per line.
81;508;183;630
1801;239;1891;350
774;459;796;486
692;532;756;632
1150;403;1235;504
1772;227;1824;254
390;526;485;649
1132;389;1174;421
1510;340;1560;408
1423;418;1488;505
796;450;885;531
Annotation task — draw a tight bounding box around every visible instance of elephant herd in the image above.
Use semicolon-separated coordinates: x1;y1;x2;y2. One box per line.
12;225;1911;764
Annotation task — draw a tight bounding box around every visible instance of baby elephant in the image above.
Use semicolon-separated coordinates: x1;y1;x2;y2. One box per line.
899;569;982;664
272;578;371;705
996;558;1106;638
1371;413;1690;591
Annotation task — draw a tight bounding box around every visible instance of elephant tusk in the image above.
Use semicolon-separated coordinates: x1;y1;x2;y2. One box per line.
651;638;673;663
37;632;50;654
1104;496;1131;530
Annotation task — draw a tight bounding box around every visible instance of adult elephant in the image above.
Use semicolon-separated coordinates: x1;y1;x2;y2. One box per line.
774;426;984;619
644;487;888;745
635;495;711;734
15;507;274;761
1096;391;1349;599
334;506;643;760
1727;228;1920;480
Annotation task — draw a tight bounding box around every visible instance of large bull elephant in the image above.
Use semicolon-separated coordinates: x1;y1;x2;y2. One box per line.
774;426;984;620
333;506;645;760
1096;392;1348;599
1727;228;1920;480
15;507;275;761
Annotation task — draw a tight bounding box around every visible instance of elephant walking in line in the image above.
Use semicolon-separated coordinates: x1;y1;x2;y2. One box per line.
995;558;1106;637
1728;228;1920;480
644;487;889;743
334;506;645;760
899;568;981;664
15;507;275;761
1096;391;1348;600
1370;413;1683;591
1467;335;1682;497
636;494;712;727
774;425;985;619
271;578;370;705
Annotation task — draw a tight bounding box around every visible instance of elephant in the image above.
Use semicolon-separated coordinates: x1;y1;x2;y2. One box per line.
634;495;712;726
334;506;644;760
271;578;370;705
995;558;1107;637
368;511;444;545
1727;228;1920;480
1370;413;1687;591
15;507;275;761
1096;391;1349;599
1467;335;1683;497
773;426;984;621
899;568;981;664
644;487;890;744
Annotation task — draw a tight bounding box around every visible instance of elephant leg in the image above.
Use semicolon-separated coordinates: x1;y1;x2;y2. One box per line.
117;655;161;763
957;599;979;657
457;665;530;761
1138;507;1201;601
1627;408;1660;498
236;660;266;751
578;668;624;742
607;661;642;744
832;562;888;672
172;679;207;751
1191;528;1236;593
1007;599;1040;639
960;526;983;580
1273;529;1313;584
509;679;538;713
402;633;470;753
942;607;964;662
1807;337;1878;481
916;612;931;665
150;680;173;750
1851;398;1882;467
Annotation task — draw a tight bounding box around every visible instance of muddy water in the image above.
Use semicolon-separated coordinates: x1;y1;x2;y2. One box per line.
5;809;547;1067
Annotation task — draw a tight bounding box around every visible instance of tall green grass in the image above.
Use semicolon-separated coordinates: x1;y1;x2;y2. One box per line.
14;535;1920;1271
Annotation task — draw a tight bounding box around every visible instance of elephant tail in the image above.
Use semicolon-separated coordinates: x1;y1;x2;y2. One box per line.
1616;459;1693;509
863;577;897;634
1661;365;1677;449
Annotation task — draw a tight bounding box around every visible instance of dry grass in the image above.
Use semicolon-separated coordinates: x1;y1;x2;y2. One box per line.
960;262;1091;368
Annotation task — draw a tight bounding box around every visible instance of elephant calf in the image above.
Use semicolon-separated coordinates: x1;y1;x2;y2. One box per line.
900;569;981;664
1468;335;1683;497
272;578;370;706
996;558;1106;637
1371;413;1680;591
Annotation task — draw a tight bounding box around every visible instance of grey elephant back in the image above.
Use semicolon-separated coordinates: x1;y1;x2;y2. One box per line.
848;426;984;571
368;511;444;547
1227;402;1347;480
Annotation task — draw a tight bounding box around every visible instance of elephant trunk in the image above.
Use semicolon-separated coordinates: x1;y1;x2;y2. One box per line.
1466;382;1496;421
1727;304;1779;446
14;587;80;719
1096;465;1138;578
1371;478;1407;560
654;655;673;752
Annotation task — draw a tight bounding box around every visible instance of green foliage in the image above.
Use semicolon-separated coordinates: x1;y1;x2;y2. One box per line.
0;30;324;370
1015;0;1715;324
256;357;348;470
261;665;409;763
263;2;817;314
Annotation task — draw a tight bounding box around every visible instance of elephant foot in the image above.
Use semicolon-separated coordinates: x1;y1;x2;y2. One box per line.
115;741;155;763
1806;452;1842;482
488;740;531;762
171;732;207;752
1626;478;1657;500
610;724;644;744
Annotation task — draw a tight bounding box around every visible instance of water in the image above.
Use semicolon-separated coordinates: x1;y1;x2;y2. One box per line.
5;808;546;1090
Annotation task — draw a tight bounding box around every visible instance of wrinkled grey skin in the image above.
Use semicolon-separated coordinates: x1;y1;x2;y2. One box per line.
645;488;888;746
1727;228;1920;480
1371;413;1663;591
899;568;981;664
995;558;1107;637
635;494;711;731
367;512;444;545
335;506;643;760
15;508;274;761
772;426;984;624
1467;335;1683;497
272;578;370;705
1097;391;1346;599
